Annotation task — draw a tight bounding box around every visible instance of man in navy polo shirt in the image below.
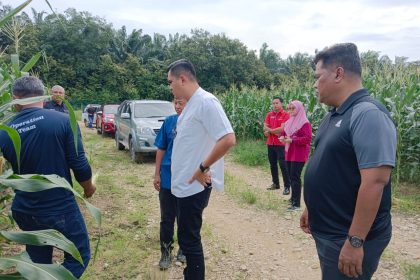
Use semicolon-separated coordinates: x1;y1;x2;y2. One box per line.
301;43;396;279
0;76;96;278
154;97;187;269
43;85;69;113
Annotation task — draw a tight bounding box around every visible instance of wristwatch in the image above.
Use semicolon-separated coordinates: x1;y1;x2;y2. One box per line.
348;235;364;248
199;162;210;173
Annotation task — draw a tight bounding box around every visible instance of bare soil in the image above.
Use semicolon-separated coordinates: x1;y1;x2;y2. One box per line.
143;157;420;280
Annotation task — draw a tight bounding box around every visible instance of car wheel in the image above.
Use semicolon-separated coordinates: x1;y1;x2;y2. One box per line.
129;138;143;164
115;131;125;151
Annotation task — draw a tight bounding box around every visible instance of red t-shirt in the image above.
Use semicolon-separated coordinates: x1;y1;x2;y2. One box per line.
264;110;289;145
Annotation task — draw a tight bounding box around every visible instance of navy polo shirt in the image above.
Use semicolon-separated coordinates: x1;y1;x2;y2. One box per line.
44;100;69;114
0;108;92;215
304;89;396;240
154;114;178;190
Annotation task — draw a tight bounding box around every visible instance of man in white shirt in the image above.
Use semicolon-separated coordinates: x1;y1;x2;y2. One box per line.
168;59;236;280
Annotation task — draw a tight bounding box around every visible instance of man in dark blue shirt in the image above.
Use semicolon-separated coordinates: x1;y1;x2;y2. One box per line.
153;97;187;269
0;76;96;278
43;85;69;113
301;43;396;280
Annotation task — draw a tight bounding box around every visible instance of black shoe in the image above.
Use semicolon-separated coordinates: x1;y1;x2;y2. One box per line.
159;243;173;270
176;249;186;263
287;205;301;212
267;184;280;190
283;187;290;195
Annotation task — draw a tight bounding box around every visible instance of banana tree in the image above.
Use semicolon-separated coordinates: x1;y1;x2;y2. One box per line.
0;1;101;279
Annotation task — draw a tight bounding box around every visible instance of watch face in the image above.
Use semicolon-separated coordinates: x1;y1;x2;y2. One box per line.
349;236;363;248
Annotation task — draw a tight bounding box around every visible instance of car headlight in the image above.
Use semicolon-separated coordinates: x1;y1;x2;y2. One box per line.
137;127;153;135
104;117;114;123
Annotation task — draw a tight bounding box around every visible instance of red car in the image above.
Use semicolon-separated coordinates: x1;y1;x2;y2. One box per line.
96;104;119;135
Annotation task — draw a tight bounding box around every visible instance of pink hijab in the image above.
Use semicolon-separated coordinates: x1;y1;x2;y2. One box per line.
284;100;309;150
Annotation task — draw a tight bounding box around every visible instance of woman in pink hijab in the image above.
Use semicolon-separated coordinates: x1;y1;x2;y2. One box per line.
279;100;312;211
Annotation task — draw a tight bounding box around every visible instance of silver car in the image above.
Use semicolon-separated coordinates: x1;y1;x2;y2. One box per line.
114;100;176;163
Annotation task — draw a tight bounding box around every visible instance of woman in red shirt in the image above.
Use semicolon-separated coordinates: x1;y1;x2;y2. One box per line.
280;100;312;210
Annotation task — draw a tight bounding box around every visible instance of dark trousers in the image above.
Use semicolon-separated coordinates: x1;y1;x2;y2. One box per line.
159;188;178;250
12;209;91;279
313;232;391;280
177;187;212;280
267;145;290;188
88;115;94;128
286;161;305;207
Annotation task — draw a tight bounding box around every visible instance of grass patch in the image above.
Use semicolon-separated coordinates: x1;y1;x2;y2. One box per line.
231;139;269;169
224;171;288;214
73;109;82;121
404;262;420;280
240;190;257;204
232;139;420;215
392;183;420;214
74;124;161;279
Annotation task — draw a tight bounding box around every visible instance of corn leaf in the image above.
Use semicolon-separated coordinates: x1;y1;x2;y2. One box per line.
0;125;20;172
1;230;83;265
0;0;32;28
0;252;77;280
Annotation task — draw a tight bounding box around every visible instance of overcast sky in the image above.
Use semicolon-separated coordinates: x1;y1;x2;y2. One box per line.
6;0;420;61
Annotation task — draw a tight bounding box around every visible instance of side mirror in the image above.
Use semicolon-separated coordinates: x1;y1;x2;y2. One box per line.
121;112;130;119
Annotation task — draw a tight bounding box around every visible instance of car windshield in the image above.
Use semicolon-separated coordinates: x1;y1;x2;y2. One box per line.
134;103;174;118
104;105;119;114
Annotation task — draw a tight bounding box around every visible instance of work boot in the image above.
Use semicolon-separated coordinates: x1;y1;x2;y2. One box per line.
176;248;186;263
267;184;280;190
283;187;290;195
159;242;173;270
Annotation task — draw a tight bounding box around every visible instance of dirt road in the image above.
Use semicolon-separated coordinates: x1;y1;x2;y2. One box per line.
78;127;418;280
144;158;419;280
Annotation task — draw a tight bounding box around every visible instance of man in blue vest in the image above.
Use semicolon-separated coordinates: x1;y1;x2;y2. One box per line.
154;97;187;269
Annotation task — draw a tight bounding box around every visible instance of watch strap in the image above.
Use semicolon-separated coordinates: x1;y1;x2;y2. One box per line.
199;162;210;173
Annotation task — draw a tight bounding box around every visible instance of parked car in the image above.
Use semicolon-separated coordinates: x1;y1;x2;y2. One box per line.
96;104;119;136
82;104;101;127
114;100;175;163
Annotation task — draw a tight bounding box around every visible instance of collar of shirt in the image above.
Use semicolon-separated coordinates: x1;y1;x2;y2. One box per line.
331;88;369;116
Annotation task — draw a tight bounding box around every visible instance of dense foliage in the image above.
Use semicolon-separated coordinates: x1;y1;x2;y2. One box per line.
1;3;418;184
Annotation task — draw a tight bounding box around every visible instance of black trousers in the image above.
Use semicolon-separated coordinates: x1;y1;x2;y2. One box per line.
159;189;178;250
286;161;305;207
267;145;290;188
177;187;212;280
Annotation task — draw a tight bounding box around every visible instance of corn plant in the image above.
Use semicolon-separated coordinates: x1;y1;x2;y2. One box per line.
221;62;420;188
0;1;101;279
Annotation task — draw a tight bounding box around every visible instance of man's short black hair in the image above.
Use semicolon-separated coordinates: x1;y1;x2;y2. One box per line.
167;59;197;81
272;96;283;103
12;76;45;98
314;43;362;77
